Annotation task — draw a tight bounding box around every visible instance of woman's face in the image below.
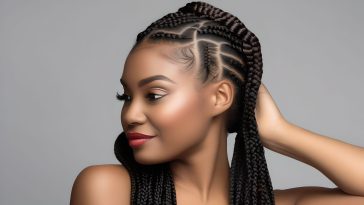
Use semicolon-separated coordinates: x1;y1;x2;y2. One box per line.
120;41;216;165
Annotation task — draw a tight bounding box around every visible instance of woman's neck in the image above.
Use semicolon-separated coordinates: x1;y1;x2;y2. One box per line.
169;119;230;204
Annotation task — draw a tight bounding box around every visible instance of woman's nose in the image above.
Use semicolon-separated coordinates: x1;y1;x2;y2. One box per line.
121;98;147;127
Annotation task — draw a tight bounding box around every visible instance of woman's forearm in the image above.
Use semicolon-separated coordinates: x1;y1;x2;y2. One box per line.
262;121;364;196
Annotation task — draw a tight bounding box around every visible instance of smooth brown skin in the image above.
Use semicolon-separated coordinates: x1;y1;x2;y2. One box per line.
70;41;364;205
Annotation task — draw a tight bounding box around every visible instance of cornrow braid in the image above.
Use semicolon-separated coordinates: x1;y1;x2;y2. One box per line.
114;1;275;204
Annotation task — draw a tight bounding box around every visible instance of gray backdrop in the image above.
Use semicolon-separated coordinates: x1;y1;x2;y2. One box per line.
1;0;363;204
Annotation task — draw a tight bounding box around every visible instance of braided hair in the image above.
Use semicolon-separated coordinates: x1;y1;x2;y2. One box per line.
114;1;275;204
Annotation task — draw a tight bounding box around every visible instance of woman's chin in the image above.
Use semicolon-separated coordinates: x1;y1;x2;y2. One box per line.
133;151;168;165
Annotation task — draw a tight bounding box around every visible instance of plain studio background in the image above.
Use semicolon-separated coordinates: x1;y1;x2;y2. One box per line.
1;0;363;204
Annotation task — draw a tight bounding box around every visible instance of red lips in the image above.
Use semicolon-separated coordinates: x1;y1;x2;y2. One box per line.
126;132;155;140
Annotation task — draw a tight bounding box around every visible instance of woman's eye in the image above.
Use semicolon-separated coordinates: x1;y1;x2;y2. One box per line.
146;93;164;101
116;92;164;102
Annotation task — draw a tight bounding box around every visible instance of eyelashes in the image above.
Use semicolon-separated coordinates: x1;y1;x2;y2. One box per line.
116;91;164;102
116;92;131;101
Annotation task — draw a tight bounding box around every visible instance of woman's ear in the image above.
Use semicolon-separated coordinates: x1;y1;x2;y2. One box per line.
208;79;235;117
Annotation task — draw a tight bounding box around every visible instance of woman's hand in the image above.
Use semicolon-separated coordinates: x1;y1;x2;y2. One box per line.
254;82;288;146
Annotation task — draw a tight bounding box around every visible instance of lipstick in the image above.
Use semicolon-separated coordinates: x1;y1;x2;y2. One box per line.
126;132;155;148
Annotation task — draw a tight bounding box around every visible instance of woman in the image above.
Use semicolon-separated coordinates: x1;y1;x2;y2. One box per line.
70;1;364;204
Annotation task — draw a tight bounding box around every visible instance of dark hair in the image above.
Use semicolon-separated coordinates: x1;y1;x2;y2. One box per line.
114;1;275;204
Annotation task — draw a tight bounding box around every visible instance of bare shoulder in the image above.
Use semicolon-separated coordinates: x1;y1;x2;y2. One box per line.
274;186;364;205
70;164;131;205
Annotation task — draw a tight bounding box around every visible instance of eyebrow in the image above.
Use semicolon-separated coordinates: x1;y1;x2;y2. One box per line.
120;75;176;88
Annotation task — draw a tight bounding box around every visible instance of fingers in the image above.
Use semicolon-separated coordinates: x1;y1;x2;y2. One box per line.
256;82;276;112
258;82;268;95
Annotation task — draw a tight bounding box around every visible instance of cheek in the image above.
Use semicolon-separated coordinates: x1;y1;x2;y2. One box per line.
153;91;209;150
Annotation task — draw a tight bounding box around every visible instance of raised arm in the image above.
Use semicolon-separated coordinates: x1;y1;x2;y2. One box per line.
265;119;364;196
255;83;364;204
